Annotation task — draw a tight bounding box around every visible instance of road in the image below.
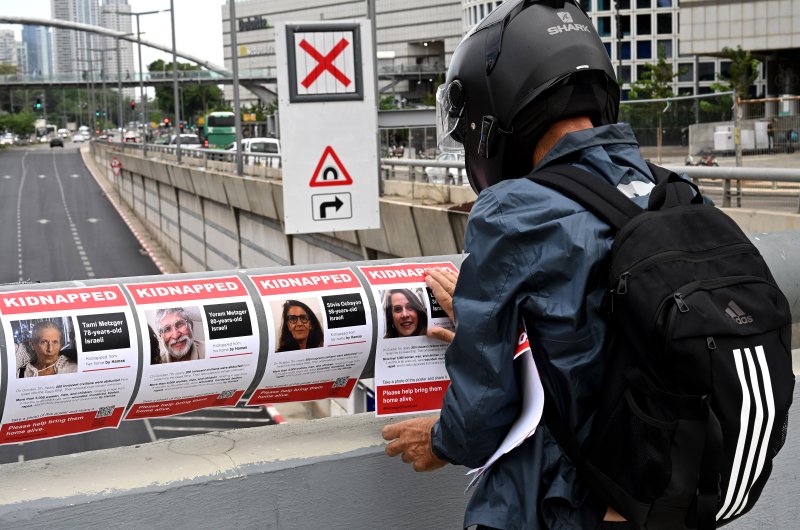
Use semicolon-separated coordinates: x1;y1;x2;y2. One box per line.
0;144;274;463
0;144;160;283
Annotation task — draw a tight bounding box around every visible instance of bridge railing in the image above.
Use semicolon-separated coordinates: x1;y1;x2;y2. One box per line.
101;140;800;211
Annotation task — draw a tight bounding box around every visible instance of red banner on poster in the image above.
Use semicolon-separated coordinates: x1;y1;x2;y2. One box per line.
127;277;247;305
376;380;450;415
0;408;125;443
125;391;244;419
251;269;360;296
359;262;458;286
248;378;358;405
0;286;126;315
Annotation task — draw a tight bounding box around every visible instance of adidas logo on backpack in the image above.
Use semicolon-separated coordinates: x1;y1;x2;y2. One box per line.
530;163;794;530
725;300;754;325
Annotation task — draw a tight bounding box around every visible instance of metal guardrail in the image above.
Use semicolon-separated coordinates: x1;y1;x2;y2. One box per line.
97;140;800;210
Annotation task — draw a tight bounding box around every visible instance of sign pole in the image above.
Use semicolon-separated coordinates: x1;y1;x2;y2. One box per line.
229;0;244;177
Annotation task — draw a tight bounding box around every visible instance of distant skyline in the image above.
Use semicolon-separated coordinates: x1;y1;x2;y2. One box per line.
0;0;225;70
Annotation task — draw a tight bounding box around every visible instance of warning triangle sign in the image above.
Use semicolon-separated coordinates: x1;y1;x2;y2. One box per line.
309;146;353;187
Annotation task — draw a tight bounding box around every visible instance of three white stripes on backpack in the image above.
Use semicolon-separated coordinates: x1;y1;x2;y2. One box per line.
717;345;775;521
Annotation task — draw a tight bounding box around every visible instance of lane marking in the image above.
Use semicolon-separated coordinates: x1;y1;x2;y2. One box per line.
16;152;29;281
52;153;95;278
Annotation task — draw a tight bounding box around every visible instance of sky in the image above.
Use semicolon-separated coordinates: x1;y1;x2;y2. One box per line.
0;0;226;69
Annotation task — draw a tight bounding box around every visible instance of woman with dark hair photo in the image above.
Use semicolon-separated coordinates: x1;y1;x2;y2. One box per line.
276;300;324;352
383;289;428;338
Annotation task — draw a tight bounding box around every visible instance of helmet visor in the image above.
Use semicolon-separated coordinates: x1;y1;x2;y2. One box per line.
436;82;466;153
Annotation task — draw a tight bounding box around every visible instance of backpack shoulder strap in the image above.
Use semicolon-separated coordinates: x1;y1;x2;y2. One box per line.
529;164;643;231
645;162;703;209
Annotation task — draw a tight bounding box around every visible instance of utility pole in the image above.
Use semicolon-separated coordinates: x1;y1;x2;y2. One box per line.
105;8;165;154
170;0;181;163
229;0;243;176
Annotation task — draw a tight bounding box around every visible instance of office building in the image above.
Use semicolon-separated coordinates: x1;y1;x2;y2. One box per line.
52;0;101;77
220;0;464;106
51;0;134;86
22;25;53;78
0;30;16;67
680;0;799;103
99;0;135;96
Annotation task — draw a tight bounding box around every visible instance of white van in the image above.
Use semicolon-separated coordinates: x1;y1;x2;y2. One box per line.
227;138;281;167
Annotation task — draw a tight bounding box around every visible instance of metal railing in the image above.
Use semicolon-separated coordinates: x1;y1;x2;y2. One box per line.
97;140;800;211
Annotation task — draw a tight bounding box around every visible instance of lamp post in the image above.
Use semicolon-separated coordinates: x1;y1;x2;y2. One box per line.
170;0;181;163
105;9;166;155
229;0;243;176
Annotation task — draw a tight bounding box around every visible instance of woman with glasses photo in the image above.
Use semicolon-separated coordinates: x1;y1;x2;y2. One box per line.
276;300;324;352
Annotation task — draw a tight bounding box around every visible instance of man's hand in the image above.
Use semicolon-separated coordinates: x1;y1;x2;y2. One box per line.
425;268;458;343
382;416;447;472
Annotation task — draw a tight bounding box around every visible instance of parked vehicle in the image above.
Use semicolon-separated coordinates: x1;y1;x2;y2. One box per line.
168;134;202;148
424;152;467;184
685;152;718;166
227;138;281;167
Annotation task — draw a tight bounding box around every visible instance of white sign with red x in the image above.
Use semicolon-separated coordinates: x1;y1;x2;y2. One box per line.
277;20;379;235
294;31;356;96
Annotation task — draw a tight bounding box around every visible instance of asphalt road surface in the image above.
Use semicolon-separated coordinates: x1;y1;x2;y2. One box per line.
0;144;274;463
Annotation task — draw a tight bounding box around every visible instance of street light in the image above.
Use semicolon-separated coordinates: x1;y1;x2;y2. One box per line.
104;8;167;155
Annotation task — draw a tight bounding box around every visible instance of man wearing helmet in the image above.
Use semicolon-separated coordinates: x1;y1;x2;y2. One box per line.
383;1;650;528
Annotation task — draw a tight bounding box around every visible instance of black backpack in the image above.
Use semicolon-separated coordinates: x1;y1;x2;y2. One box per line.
527;163;795;530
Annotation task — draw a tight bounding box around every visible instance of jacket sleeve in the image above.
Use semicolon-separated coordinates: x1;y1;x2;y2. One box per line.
431;189;531;469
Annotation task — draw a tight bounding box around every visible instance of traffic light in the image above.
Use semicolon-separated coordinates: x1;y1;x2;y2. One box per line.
179;122;184;132
162;117;170;127
34;97;42;111
130;100;136;110
95;110;100;117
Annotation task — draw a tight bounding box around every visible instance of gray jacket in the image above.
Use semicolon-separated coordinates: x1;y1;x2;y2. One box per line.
431;123;655;529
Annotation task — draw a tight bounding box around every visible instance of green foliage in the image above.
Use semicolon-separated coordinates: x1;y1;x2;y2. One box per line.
719;45;760;97
147;59;223;123
0;110;37;136
379;95;395;110
698;81;734;121
0;63;18;75
629;45;678;101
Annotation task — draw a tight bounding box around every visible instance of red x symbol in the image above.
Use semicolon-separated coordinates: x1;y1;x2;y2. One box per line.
299;38;352;89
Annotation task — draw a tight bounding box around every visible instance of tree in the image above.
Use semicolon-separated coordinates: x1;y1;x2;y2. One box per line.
0;110;37;137
0;63;17;76
719;45;760;98
628;45;680;160
147;59;223;125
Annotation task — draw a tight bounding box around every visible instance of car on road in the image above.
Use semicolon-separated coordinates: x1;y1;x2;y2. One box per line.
226;137;281;167
168;134;202;149
49;136;64;148
424;152;466;184
0;133;16;146
72;133;87;143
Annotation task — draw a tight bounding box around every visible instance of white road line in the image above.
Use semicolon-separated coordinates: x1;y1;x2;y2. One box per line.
17;454;24;462
16;152;29;281
52;154;95;279
143;418;157;442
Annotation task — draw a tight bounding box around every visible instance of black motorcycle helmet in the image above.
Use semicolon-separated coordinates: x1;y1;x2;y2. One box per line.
437;0;620;193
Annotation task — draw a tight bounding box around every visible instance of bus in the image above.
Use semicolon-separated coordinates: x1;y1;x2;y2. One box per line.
201;111;236;148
